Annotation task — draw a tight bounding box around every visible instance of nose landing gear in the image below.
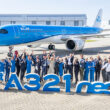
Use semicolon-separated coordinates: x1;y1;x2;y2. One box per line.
7;46;13;57
48;44;55;50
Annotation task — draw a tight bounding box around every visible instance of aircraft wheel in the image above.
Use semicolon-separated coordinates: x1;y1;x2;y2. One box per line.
7;52;13;57
48;45;52;50
48;45;55;50
52;45;55;50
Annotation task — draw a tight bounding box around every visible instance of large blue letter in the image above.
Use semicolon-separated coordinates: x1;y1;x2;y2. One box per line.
63;74;71;92
43;74;60;92
76;81;92;93
104;82;110;94
24;73;40;91
91;82;106;94
4;74;23;90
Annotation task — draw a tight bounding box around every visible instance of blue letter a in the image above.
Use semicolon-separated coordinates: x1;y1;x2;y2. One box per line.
4;74;23;90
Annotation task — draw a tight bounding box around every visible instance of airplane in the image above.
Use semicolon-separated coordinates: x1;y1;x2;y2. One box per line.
0;9;109;55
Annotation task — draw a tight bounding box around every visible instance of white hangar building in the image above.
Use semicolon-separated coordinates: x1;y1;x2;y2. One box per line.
0;14;87;26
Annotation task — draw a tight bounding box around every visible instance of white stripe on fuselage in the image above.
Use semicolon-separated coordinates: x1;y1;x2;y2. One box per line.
14;35;64;46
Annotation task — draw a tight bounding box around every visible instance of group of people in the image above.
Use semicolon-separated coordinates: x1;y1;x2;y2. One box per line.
0;50;110;84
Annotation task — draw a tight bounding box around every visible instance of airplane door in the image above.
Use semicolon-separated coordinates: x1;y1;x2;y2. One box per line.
13;26;20;39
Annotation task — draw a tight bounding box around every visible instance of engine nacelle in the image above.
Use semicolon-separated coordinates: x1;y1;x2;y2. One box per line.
66;38;85;51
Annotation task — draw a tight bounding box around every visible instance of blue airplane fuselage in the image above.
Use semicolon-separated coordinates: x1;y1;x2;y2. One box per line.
0;25;102;46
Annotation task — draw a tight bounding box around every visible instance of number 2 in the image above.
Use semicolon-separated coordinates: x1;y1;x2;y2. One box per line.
43;74;60;92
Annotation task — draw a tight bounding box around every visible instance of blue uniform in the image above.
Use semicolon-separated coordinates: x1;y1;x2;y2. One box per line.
42;59;49;77
5;60;11;82
89;61;95;82
59;62;64;76
11;58;16;73
26;57;32;73
0;61;5;72
0;61;5;81
84;61;89;81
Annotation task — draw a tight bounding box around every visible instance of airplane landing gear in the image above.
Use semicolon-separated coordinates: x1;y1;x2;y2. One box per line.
7;46;13;57
48;44;55;50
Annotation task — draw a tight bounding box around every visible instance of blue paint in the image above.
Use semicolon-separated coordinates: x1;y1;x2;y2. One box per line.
43;74;60;92
3;73;110;94
24;73;41;91
4;74;23;90
76;81;110;94
0;72;3;81
0;25;102;46
63;74;71;92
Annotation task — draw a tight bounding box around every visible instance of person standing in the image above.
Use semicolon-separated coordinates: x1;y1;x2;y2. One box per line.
95;58;102;81
102;58;110;82
102;58;108;82
5;58;11;83
59;58;64;82
84;58;90;81
26;55;32;74
70;53;74;72
41;56;49;78
15;54;21;77
66;55;74;81
34;58;41;74
20;55;26;83
0;59;5;82
74;58;80;84
11;56;16;74
79;54;85;81
64;57;68;74
54;57;59;75
41;51;47;61
89;57;95;82
48;57;55;74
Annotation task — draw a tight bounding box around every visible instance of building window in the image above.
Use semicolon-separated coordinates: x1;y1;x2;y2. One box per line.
60;21;65;25
46;21;51;25
109;20;110;25
74;20;79;26
32;21;36;24
81;20;84;26
10;21;16;24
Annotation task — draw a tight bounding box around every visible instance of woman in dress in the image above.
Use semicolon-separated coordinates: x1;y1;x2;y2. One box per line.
48;57;55;74
59;58;64;82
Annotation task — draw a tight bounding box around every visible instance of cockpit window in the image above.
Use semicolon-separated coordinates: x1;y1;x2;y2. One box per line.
0;29;8;34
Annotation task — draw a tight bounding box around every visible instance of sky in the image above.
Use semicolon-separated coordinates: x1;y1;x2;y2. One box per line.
0;0;109;26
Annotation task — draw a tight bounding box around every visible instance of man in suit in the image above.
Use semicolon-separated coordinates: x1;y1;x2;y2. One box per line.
41;56;49;80
20;55;26;83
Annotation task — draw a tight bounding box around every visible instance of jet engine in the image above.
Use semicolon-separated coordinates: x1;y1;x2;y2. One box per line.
66;38;85;51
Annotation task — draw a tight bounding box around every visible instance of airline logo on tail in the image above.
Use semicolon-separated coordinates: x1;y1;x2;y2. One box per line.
93;8;103;27
96;16;101;22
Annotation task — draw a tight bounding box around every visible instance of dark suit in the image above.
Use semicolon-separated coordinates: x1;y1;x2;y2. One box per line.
15;57;21;77
20;59;26;82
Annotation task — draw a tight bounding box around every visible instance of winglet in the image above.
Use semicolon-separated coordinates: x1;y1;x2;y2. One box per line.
93;9;103;27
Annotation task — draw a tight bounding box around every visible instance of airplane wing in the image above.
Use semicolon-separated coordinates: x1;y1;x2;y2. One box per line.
61;33;110;41
102;28;110;32
79;33;110;39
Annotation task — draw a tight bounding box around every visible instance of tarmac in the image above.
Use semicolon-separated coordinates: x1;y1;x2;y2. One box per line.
0;37;110;110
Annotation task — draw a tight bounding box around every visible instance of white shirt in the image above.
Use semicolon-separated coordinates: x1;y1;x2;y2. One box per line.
102;63;110;72
68;58;71;65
